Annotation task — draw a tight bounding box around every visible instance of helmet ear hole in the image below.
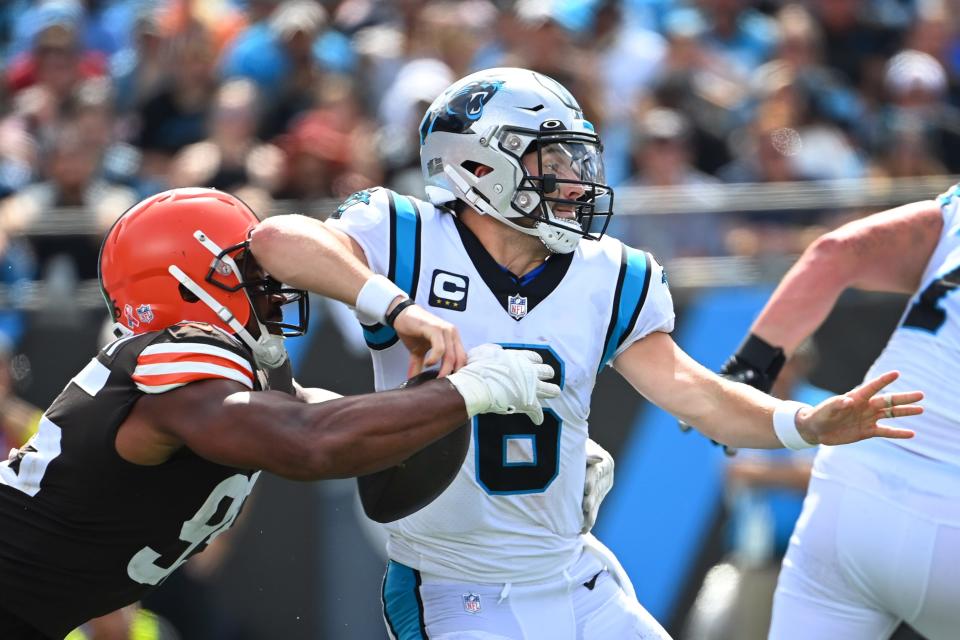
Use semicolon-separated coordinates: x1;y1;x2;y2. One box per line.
179;284;200;303
461;161;493;177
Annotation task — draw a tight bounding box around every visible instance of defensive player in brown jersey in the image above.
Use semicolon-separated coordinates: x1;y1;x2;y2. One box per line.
0;187;559;638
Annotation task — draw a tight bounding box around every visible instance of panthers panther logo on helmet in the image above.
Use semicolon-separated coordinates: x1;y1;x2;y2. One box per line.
419;80;504;145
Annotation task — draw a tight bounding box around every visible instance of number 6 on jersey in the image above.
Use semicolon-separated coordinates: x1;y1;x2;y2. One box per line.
474;345;564;494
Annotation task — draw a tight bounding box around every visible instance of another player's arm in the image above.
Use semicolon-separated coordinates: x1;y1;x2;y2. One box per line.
750;200;942;356
614;331;921;449
249;214;376;308
124;377;471;479
250;215;467;376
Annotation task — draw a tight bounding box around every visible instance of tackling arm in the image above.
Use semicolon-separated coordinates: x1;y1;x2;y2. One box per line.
126;377;471;480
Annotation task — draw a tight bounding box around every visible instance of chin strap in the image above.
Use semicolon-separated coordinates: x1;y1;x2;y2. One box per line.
168;265;288;370
443;165;582;254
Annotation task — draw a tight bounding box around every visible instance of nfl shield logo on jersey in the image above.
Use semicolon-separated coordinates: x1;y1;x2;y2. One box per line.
507;294;528;320
462;593;482;614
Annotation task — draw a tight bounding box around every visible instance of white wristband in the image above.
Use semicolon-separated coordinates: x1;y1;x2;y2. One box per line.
355;274;406;325
773;400;815;450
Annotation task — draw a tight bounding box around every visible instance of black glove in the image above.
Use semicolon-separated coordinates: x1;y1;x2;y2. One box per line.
720;333;787;394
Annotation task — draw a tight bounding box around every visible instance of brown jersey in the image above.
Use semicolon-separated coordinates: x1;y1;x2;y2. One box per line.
0;323;262;638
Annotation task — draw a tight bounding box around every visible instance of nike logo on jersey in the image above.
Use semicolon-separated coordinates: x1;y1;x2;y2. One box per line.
429;269;469;311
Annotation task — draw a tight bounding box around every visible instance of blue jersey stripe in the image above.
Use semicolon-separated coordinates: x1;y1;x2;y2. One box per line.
392;194;421;296
382;561;428;639
364;192;421;349
599;246;650;370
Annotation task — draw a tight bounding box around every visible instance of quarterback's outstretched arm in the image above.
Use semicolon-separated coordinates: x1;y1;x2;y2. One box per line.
750;200;942;355
614;332;921;449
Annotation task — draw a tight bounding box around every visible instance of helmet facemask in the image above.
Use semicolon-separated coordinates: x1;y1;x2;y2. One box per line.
171;231;309;369
503;126;613;253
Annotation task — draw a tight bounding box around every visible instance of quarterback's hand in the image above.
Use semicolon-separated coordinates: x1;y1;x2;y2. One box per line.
447;344;560;424
391;302;468;378
581;438;614;534
794;371;921;446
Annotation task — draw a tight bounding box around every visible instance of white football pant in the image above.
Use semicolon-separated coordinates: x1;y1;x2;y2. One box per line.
769;470;960;640
382;547;671;639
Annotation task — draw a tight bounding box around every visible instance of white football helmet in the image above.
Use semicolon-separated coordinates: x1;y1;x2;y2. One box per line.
419;67;614;254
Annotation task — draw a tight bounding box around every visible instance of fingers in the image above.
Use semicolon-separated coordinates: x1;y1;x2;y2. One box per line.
535;363;555;381
520;350;544;364
423;329;446;371
881;405;923;419
467;343;502;362
869;391;924;410
407;353;424;378
452;331;468;374
536;381;561;400
871;425;916;439
525;405;545;426
851;370;900;399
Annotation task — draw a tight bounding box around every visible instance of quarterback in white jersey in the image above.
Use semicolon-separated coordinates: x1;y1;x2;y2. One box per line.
252;68;923;640
722;186;960;640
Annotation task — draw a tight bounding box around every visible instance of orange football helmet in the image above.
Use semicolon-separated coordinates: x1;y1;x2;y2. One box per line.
99;188;308;367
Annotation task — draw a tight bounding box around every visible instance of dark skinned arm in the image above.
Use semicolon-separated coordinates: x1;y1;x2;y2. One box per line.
120;378;468;480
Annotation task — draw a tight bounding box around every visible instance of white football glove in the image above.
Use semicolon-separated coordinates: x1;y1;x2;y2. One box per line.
446;344;560;424
581;438;614;534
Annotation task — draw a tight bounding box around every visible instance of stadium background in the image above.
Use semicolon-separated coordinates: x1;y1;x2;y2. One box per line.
0;0;952;638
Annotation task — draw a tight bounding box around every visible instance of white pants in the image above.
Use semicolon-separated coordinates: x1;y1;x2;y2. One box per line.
381;549;671;640
769;473;960;640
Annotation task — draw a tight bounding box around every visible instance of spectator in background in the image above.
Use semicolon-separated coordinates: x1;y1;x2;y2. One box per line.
865;49;960;175
615;108;727;259
0;123;137;280
220;0;326;138
168;78;284;197
110;8;169;115
376;57;453;197
649;8;740;175
5;3;106;102
771;4;864;134
809;0;903;102
591;0;668;186
743;61;865;182
278;78;382;203
0;99;40;198
693;0;779;83
135;30;218;186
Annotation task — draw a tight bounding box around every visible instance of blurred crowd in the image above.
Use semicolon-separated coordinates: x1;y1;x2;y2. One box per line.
1;0;959;284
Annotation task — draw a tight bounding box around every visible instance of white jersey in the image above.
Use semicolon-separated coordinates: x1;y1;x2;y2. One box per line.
329;188;674;583
815;183;960;497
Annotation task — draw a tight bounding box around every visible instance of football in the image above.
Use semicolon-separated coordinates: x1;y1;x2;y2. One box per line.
357;370;470;523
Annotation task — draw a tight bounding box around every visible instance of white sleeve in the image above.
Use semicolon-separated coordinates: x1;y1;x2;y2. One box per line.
326;187;392;277
938;183;960;238
612;252;675;360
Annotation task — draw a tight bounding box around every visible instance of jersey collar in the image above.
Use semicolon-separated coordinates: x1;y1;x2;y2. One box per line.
453;215;574;321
